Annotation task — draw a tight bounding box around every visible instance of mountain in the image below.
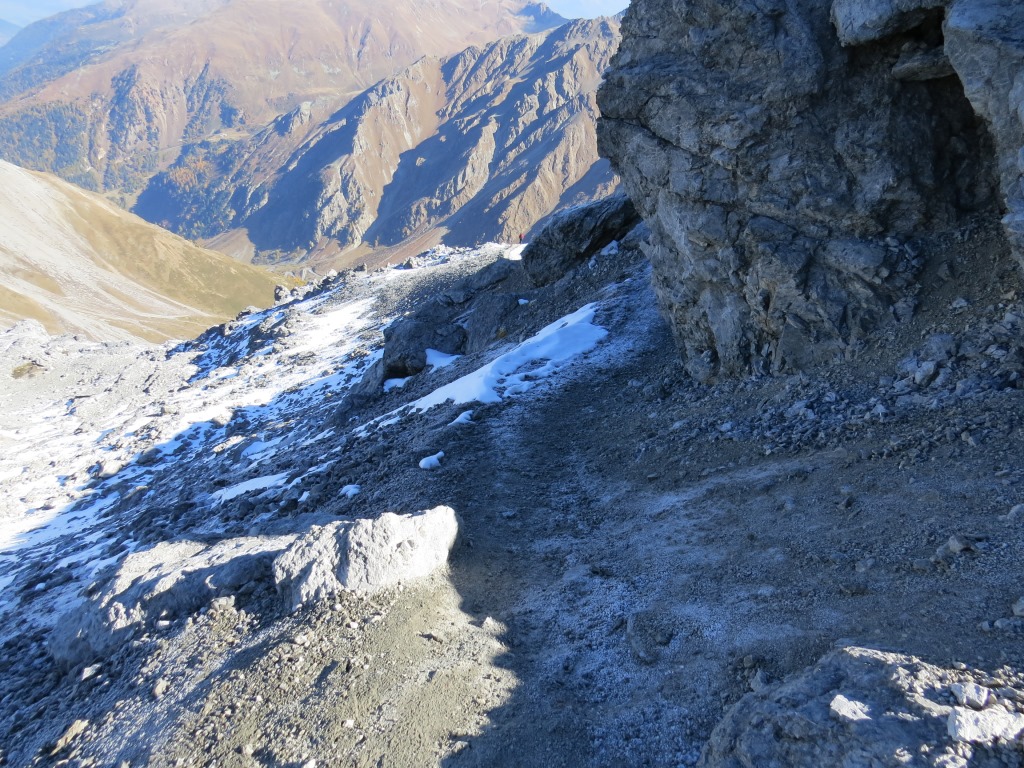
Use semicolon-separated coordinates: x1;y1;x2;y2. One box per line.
0;159;283;342
0;0;566;199
2;203;1024;765
136;17;621;268
0;18;18;44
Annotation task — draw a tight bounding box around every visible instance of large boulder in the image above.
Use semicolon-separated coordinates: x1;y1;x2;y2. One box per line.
382;298;466;378
463;293;522;353
598;0;1018;380
700;646;1024;767
273;506;460;611
522;193;640;287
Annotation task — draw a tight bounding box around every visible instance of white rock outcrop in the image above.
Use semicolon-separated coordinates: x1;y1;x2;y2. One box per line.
273;506;460;611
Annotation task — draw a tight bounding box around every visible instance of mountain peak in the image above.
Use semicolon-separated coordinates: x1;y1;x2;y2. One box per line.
515;1;568;32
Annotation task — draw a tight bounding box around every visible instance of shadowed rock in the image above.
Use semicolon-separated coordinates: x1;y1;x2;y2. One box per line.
522;193;640;286
50;537;291;667
382;299;467;379
944;0;1024;267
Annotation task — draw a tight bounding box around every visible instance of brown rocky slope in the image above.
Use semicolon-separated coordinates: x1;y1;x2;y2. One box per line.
0;0;565;200
0;159;283;342
135;16;622;270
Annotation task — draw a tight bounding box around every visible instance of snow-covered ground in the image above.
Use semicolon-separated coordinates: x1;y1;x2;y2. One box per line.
0;242;618;644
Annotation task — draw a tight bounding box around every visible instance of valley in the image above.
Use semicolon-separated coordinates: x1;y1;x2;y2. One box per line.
0;0;617;270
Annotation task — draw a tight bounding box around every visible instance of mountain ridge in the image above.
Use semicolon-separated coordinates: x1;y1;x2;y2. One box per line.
0;0;567;199
0;17;19;44
136;17;621;269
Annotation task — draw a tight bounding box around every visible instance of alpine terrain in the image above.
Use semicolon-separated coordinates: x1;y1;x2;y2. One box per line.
0;0;624;272
0;0;566;200
136;17;621;269
1;0;1024;767
0;159;282;342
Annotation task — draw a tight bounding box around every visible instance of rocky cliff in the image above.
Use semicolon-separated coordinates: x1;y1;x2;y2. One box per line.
598;0;1024;381
137;17;621;268
0;0;565;199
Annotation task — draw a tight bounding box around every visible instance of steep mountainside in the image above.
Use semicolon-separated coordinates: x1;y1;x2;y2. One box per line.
0;18;18;44
0;160;283;342
136;17;621;269
2;206;1024;765
0;0;565;199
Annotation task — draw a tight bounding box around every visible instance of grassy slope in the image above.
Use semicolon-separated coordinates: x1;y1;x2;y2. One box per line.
0;161;288;342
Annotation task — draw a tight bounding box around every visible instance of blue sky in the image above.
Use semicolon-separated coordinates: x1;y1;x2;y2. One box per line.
547;0;628;18
0;0;630;28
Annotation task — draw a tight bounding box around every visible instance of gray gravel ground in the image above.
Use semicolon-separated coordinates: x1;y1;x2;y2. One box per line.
2;225;1024;767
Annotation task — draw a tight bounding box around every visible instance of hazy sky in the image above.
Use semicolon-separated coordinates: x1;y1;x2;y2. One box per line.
547;0;628;17
0;0;83;25
0;0;630;27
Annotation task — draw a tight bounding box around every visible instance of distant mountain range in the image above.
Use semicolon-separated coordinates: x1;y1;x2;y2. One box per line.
0;17;18;44
0;160;282;342
137;17;621;268
0;0;565;199
0;0;620;271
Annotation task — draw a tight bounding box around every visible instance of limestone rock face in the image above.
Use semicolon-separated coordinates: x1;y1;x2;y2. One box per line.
832;0;949;44
598;0;1021;380
944;0;1024;266
522;193;640;286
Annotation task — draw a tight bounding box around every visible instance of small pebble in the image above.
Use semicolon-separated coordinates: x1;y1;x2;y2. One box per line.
947;534;972;554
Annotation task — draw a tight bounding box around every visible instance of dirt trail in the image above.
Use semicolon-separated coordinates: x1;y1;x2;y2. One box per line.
434;319;1024;765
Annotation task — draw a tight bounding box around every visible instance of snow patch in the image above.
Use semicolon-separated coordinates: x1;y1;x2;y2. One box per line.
425;349;460;370
419;452;445;470
212;473;290;504
384;377;410;392
412;303;607;410
450;410;474;426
